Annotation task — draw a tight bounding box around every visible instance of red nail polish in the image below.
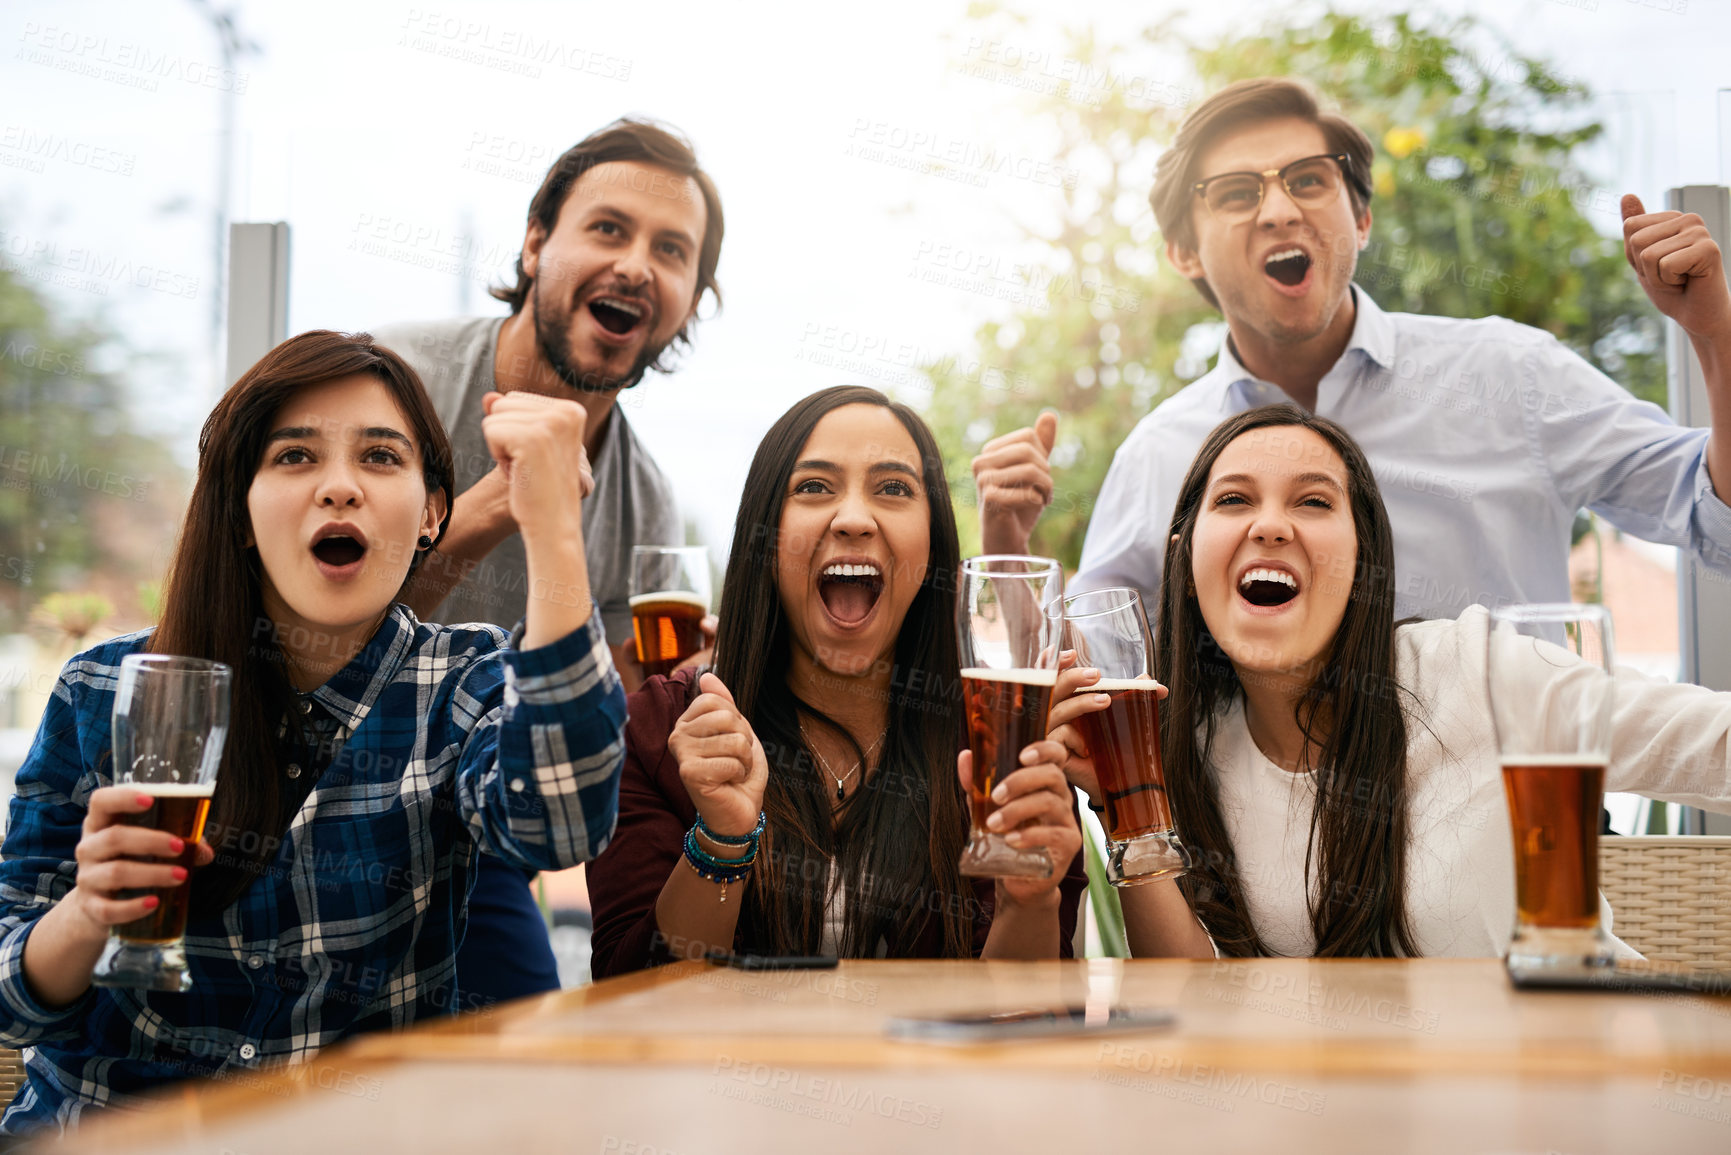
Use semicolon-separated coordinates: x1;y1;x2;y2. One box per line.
172;867;188;881
136;793;153;808
144;896;160;909
169;838;185;853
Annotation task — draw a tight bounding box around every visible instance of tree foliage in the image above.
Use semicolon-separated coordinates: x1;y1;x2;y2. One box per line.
925;8;1663;567
0;260;187;631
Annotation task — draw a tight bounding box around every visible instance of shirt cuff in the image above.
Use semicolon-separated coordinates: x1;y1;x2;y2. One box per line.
504;611;618;707
0;916;95;1041
1694;455;1731;551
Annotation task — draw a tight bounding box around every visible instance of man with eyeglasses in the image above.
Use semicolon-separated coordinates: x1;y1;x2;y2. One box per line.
974;77;1731;622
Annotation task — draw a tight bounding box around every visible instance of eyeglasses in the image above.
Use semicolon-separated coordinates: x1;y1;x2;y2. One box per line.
1192;154;1352;223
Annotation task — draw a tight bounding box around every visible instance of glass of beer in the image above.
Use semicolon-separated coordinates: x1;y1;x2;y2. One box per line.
93;654;230;992
630;546;712;680
1062;588;1189;886
957;555;1064;879
1486;604;1615;976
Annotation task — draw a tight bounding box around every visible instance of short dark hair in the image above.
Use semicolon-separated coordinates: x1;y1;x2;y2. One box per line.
491;118;725;361
1151;79;1375;307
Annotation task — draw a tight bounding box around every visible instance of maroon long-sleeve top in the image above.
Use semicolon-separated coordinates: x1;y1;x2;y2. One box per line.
587;668;1088;978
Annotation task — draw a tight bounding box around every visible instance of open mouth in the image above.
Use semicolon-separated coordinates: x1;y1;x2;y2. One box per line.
311;533;366;569
1238;567;1300;608
1264;247;1312;288
818;563;884;626
587;295;646;337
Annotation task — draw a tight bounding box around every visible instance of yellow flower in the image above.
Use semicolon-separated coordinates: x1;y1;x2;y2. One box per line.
1382;126;1427;159
1373;162;1396;199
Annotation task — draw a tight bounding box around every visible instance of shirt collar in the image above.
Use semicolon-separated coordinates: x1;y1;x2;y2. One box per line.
1214;285;1396;411
297;603;419;732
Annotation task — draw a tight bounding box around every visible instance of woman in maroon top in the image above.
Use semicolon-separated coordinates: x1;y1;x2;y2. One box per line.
589;387;1086;975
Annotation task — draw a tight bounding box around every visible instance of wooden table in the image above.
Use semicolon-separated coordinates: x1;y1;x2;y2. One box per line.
63;958;1731;1153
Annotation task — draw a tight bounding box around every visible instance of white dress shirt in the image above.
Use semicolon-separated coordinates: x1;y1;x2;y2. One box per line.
1211;606;1731;958
1077;288;1731;620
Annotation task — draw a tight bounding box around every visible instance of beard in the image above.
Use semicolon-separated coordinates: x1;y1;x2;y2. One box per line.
533;274;674;394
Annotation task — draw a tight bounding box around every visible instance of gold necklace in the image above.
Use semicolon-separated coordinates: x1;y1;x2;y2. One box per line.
800;722;887;802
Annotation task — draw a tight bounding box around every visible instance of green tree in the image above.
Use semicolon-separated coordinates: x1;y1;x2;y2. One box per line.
925;9;1662;566
0;259;188;631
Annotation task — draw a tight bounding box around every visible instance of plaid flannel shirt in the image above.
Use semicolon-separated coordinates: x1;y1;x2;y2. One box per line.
0;604;625;1137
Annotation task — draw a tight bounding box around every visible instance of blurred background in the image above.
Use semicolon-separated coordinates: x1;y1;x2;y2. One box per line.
3;0;1726;972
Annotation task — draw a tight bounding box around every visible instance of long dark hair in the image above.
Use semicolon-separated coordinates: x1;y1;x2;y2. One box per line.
1157;405;1419;957
152;330;454;913
712;386;973;958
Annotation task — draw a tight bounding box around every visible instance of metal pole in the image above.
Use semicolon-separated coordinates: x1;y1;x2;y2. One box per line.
187;0;258;390
225;223;291;386
1665;184;1731;836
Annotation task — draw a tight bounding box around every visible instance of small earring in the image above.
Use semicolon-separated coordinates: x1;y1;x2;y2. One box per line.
417;535;433;550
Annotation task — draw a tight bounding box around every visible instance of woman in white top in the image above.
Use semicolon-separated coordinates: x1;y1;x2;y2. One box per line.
1050;405;1731;958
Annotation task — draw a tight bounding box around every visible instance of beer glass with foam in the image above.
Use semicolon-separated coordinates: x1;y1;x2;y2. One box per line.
630;546;712;680
957;555;1064;879
1486;604;1615;975
1062;587;1190;886
93;654;231;992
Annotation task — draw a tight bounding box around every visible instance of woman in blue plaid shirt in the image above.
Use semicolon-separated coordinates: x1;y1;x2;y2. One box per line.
0;330;626;1137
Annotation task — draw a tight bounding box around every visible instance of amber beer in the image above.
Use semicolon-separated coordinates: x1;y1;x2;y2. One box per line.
1072;679;1171;843
1502;758;1604;927
961;668;1057;828
631;591;706;679
114;782;212;944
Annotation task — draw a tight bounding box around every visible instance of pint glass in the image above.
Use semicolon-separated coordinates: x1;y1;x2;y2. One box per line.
957;555;1063;879
1486;604;1615;975
630;546;712;680
1062;588;1189;886
92;654;230;992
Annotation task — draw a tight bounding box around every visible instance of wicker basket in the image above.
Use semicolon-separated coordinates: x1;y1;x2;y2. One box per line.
0;1046;24;1113
1600;835;1731;970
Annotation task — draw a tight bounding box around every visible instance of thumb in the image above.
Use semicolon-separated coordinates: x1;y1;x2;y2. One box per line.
1620;193;1646;222
698;671;737;706
1034;411;1058;455
193;841;216;868
482;390;504;414
956;749;974;794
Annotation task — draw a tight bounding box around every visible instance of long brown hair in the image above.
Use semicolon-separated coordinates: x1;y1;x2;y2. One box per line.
711;386;973;958
1157;405;1419;957
152;330;453;913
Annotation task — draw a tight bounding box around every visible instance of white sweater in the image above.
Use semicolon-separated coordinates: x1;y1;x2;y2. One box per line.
1212;606;1731;958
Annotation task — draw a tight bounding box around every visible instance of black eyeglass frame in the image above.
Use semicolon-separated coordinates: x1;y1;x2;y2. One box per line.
1191;153;1355;217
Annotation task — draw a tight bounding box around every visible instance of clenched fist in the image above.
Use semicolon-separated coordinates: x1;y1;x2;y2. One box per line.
670;673;769;839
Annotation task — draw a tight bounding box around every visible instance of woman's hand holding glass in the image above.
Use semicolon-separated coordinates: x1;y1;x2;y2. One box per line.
956;740;1080;905
1045;657;1170;804
670;673;769;841
70;787;214;939
1046;658;1107;799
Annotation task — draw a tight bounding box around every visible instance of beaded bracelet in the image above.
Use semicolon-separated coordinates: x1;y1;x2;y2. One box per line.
685;825;756;869
683;825;755;903
695;810;764;847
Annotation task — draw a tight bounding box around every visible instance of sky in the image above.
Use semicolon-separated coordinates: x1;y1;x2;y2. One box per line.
3;0;1729;556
